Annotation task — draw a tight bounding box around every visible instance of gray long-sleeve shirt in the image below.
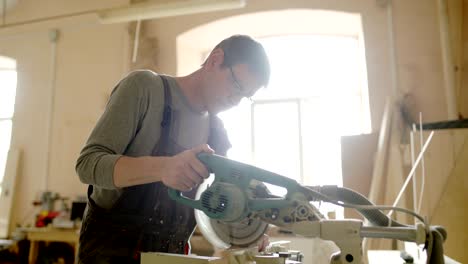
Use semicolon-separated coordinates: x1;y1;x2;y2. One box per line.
76;70;210;209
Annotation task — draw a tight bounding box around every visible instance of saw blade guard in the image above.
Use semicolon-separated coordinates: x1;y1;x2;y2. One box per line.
194;174;269;249
168;153;316;248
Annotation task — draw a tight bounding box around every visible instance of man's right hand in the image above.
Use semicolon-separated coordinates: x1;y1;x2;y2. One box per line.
161;144;214;191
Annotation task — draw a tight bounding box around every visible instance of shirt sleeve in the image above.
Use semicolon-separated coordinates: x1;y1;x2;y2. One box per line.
75;71;153;189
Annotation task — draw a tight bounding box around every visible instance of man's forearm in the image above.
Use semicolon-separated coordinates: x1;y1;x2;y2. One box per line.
113;156;169;188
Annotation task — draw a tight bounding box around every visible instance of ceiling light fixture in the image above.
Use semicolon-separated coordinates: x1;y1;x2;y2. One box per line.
98;0;246;24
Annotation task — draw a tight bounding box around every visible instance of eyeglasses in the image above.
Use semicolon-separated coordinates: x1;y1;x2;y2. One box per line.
229;67;254;101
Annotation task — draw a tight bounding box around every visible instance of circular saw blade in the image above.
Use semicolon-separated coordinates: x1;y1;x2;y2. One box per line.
195;207;231;249
195;175;268;249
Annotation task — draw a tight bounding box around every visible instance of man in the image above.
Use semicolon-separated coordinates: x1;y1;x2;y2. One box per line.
75;35;270;263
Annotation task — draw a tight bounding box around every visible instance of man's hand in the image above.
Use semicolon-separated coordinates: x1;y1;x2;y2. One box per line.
161;144;214;191
257;234;270;252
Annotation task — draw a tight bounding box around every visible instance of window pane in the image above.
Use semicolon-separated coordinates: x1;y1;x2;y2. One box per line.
220;34;370;207
253;102;300;195
0;120;12;183
301;99;343;187
219;100;253;163
0;70;17;118
0;56;16;69
254;35;362;100
332;95;367;135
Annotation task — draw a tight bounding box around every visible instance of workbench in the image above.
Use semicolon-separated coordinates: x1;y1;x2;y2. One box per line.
23;226;79;263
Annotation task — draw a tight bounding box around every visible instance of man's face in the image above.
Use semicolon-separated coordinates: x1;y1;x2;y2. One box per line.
202;50;262;113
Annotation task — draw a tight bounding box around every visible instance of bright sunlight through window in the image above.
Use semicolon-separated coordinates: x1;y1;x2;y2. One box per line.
219;35;371;217
0;56;17;192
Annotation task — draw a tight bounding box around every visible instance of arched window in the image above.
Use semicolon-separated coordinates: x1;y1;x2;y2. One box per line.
177;10;371;218
220;35;370;217
0;56;17;191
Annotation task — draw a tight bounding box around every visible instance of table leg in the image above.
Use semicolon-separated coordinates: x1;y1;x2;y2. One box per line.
29;241;39;263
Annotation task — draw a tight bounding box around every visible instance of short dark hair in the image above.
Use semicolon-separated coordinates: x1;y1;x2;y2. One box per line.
209;35;270;87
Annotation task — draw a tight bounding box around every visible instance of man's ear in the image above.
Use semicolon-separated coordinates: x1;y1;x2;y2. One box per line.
206;48;224;69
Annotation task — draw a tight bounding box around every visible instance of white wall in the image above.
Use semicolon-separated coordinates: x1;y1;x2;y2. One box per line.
0;0;130;232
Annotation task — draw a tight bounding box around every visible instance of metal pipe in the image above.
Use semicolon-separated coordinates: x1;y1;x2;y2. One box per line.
437;0;458;119
387;0;399;97
361;226;418;242
132;20;141;63
410;124;417;223
44;29;59;192
388;131;434;218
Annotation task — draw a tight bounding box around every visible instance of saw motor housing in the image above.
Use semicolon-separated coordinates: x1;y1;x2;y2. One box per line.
169;153;325;248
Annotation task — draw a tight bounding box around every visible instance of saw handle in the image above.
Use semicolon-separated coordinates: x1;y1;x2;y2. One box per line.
167;153;213;209
168;187;204;210
168;153;300;211
195;153;300;190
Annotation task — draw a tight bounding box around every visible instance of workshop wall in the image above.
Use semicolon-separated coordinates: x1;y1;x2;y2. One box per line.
0;0;130;232
140;0;453;203
139;0;466;260
420;130;468;263
0;0;466;261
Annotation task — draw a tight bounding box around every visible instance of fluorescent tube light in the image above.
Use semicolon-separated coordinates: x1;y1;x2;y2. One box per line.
98;0;246;24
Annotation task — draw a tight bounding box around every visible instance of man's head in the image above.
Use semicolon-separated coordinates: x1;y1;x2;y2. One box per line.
200;35;270;113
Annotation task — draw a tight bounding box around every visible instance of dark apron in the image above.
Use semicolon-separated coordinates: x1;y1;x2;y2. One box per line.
77;76;231;264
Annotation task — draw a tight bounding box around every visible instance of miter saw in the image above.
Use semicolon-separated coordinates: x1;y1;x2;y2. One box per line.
168;153;447;264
